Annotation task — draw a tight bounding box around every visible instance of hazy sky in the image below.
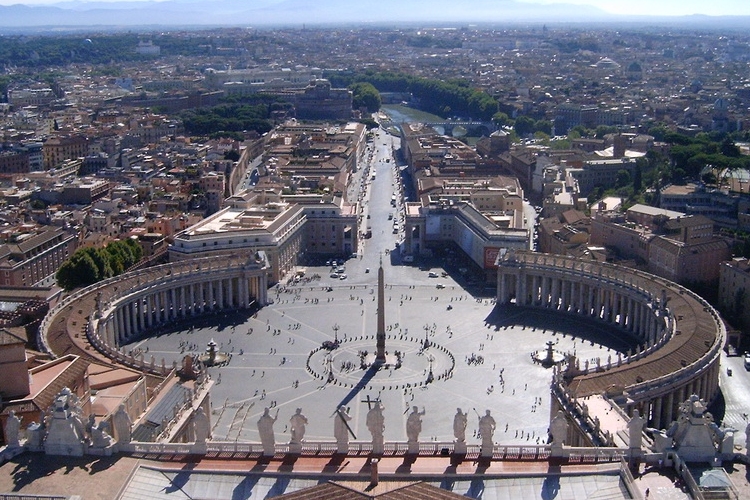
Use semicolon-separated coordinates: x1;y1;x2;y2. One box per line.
0;0;747;17
527;0;750;16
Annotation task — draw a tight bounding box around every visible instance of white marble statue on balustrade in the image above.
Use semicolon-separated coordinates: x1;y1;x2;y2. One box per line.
26;417;44;452
289;408;308;452
406;406;425;454
453;408;468;454
406;406;425;444
478;410;496;457
366;401;385;455
628;409;646;451
257;407;278;456
334;406;352;454
453;408;467;443
4;410;21;448
550;410;569;447
112;404;132;444
193;407;210;443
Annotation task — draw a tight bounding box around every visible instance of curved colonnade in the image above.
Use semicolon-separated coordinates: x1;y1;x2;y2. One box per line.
39;254;269;370
497;251;725;430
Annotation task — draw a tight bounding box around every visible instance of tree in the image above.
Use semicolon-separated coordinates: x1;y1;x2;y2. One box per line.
350;82;381;113
56;253;99;291
514;116;536;137
616;169;631;188
492;111;511;127
55;239;143;291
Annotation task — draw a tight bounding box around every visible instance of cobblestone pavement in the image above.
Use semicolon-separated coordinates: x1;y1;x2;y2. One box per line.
126;269;635;446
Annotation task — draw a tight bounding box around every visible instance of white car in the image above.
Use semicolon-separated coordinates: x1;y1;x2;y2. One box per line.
428;271;438;278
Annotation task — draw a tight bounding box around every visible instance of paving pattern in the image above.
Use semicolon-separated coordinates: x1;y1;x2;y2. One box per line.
124;265;637;447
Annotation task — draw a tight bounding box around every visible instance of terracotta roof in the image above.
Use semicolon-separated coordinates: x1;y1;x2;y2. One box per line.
0;327;25;346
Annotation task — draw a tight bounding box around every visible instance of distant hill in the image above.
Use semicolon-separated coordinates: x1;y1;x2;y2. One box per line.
0;0;748;30
0;0;614;29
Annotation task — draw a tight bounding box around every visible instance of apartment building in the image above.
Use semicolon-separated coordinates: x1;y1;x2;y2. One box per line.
591;205;730;285
0;227;77;287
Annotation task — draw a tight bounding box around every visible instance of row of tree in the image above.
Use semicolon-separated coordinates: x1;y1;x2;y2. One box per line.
326;70;499;121
56;239;143;291
181;103;274;136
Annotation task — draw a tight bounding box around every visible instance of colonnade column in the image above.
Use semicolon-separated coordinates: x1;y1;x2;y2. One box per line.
124;302;133;341
116;307;125;344
652;396;663;429
243;274;250;307
228;278;234;309
551;278;560;310
145;294;153;328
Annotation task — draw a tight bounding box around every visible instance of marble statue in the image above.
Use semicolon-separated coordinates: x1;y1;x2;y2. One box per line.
406;406;425;443
366;401;385;454
478;410;496;457
112;404;132;444
4;410;21;448
478;410;496;444
406;406;425;453
453;408;468;443
550;410;569;446
193;407;210;443
289;408;308;445
628;409;646;450
257;407;278;455
91;421;115;448
334;406;352;453
26;420;44;452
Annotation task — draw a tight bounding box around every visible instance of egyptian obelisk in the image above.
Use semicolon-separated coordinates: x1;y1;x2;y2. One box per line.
375;257;386;364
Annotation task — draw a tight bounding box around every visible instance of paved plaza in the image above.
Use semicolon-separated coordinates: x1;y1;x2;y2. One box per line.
119;127;644;450
124;259;638;447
